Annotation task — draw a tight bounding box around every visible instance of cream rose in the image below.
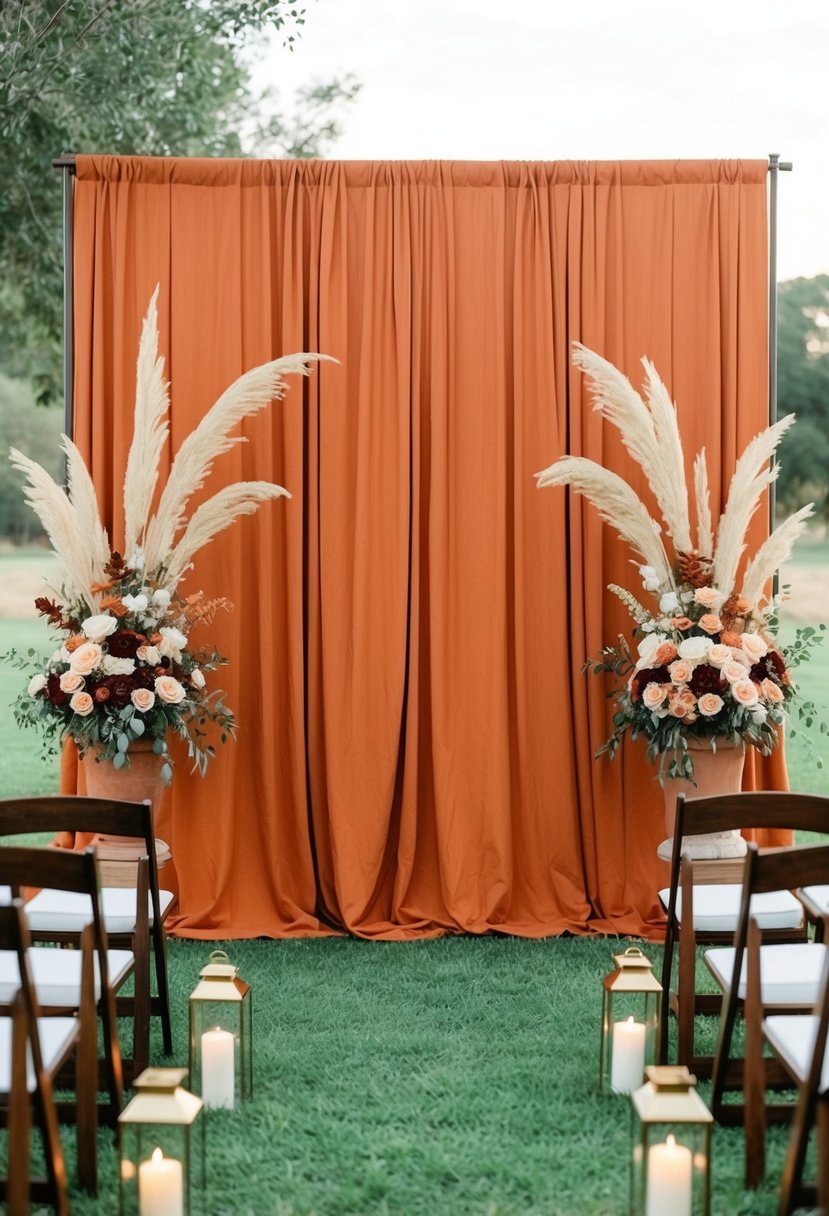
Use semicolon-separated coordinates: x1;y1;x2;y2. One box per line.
731;680;760;707
706;644;732;669
722;660;749;685
28;673;48;696
740;632;769;662
136;644;161;666
694;586;724;611
668;659;693;685
69;690;95;716
101;656;137;676
642;683;667;709
81;614;118;643
698;693;725;716
155;675;186;704
131;688;156;712
59;671;85;693
698;613;722;635
678;635;712;662
190;668;206;690
69;641;103;675
761;678;785;704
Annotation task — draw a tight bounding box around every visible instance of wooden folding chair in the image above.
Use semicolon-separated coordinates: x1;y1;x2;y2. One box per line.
0;892;97;1210
0;796;177;1081
707;841;829;1133
0;845;126;1133
659;791;829;1075
742;866;829;1207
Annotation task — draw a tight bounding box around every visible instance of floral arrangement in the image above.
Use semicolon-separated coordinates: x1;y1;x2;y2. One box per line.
4;288;325;781
536;344;826;782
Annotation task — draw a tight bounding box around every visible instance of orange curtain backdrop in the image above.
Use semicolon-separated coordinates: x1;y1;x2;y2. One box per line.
68;156;779;940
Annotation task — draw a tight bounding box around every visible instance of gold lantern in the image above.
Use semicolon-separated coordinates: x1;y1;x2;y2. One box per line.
118;1067;205;1216
630;1065;713;1216
188;949;252;1108
599;946;662;1094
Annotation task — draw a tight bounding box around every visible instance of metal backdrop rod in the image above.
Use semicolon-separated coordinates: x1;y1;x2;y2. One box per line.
53;155;76;445
768;154;793;525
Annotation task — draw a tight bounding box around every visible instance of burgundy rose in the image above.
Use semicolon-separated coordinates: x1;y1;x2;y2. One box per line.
751;650;787;683
632;665;670;696
689;665;725;696
45;673;67;706
133;666;155;690
107;629;146;659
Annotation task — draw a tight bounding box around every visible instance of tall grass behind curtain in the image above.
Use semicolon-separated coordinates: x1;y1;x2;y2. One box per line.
66;157;776;939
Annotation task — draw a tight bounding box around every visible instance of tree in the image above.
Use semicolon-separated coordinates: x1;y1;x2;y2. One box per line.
0;1;359;402
0;374;63;544
777;275;829;525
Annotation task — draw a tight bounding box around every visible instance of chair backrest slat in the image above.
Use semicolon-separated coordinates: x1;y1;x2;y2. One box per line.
0;796;154;851
675;791;829;841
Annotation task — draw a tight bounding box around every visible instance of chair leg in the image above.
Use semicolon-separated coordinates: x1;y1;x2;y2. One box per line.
659;922;675;1064
817;1098;829;1212
8;1003;32;1216
76;925;98;1193
677;911;697;1065
152;920;173;1055
132;924;151;1077
779;1088;816;1216
743;918;766;1187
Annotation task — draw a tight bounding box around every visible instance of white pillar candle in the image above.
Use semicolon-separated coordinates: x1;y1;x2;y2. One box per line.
646;1135;693;1216
610;1016;646;1094
138;1147;182;1216
201;1027;235;1108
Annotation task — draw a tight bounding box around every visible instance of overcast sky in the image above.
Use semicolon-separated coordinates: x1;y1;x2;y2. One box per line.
258;0;829;281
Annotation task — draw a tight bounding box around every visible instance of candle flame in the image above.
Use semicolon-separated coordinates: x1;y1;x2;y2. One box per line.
626;1015;634;1024
152;1147;163;1164
666;1135;676;1150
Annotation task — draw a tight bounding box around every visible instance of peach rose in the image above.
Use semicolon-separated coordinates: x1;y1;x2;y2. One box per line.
720;630;742;648
653;642;678;666
740;632;769;662
677;689;697;711
698;693;725;716
642;683;668;709
694;586;723;610
69;691;94;716
131;688;156;712
154;675;186;704
706;644;732;668
136;644;161;666
698;614;723;635
669;699;689;719
59;671;85;693
731;680;759;707
69;641;103;676
761;678;785;704
668;659;693;685
669;616;694;631
64;634;86;653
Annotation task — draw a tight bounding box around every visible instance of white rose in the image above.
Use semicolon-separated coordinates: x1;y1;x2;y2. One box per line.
28;673;47;696
152;589;172;609
81;614;118;643
190;668;206;690
121;593;149;613
659;591;679;614
101;656;137;676
636;632;669;667
136;644;161;666
128;550;145;569
677;635;713;662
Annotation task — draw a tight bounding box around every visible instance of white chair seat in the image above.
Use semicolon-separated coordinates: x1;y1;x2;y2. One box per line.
0;948;134;1006
763;1014;828;1091
658;885;804;933
0;1015;78;1092
704;942;829;1005
800;885;829;912
25;887;176;934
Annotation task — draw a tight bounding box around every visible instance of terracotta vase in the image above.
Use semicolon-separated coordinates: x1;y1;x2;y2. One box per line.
81;738;171;867
657;738;747;862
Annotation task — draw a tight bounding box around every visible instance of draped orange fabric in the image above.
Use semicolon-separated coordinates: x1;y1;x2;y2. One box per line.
66;156;784;940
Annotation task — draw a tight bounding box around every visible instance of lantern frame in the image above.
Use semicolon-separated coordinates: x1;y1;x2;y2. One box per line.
188;949;253;1107
630;1065;713;1216
118;1067;205;1216
599;946;662;1094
